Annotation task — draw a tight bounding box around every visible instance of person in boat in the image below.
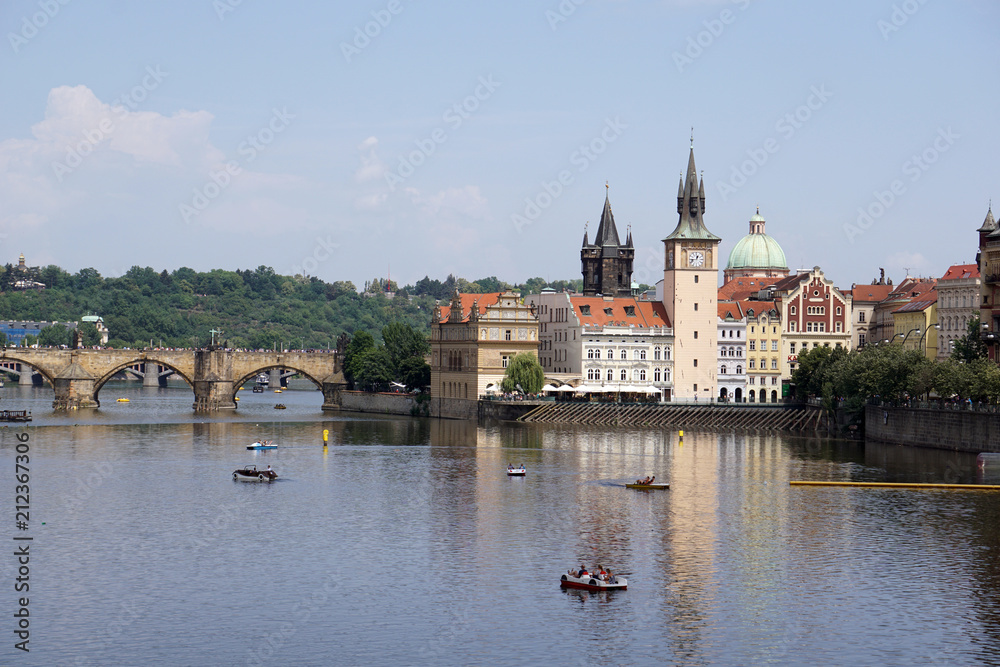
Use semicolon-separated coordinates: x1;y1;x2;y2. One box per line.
578;565;588;578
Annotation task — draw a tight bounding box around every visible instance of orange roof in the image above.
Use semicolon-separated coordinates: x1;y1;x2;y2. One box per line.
850;284;895;303
736;299;778;318
718;276;781;302
436;292;503;323
940;263;980;281
719;301;744;320
569;296;671;328
893;289;937;314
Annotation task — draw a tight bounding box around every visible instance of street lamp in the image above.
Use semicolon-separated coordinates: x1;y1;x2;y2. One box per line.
918;323;940;356
901;327;922;347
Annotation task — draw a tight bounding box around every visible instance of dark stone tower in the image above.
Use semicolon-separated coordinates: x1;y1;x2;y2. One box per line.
581;186;634;296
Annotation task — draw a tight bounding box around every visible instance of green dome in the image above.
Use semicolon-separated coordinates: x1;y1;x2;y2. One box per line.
726;231;788;271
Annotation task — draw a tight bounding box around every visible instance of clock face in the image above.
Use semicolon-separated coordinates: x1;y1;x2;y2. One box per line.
689;251;705;267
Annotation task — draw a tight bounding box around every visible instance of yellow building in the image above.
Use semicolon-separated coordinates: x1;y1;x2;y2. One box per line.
741;301;782;403
429;290;539;418
893;291;938;359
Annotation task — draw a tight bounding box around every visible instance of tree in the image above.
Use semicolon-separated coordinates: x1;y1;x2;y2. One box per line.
343;331;375;389
382;322;429;376
398;356;431;391
353;346;393;392
22;334;37;347
78;322;101;347
501;353;544;394
38;325;70;347
951;314;987;363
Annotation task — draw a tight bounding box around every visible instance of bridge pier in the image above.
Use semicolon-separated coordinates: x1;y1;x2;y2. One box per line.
269;368;283;388
192;349;236;411
143;362;161;387
52;358;99;409
18;365;34;386
321;374;347;411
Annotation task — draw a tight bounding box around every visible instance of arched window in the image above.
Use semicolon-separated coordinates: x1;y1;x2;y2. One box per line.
771;390;778;402
736;365;742;375
654;346;661;360
606;369;613;381
620;369;628;381
749;390;755;403
639;350;646;360
587;348;594;359
606;349;613;359
620;349;627;360
638;369;646;381
721;365;727;375
666;347;672;361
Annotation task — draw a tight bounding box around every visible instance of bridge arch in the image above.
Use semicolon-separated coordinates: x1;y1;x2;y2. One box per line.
233;365;324;392
0;354;57;387
95;359;195;397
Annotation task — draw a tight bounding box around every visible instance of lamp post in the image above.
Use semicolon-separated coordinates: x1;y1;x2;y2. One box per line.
901;327;922;348
918;323;940;357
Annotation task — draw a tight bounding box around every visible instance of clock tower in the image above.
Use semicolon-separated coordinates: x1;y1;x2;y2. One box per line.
662;142;721;401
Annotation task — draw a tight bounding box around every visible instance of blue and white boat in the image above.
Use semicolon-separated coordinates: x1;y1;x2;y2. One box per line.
247;440;277;450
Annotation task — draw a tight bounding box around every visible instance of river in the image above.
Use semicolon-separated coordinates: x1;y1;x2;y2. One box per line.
1;381;998;665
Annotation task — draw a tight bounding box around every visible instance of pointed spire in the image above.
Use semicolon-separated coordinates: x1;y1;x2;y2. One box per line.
676;174;684;214
625;223;633;248
582;221;589;247
980;201;997;233
666;140;720;242
594;186;621;248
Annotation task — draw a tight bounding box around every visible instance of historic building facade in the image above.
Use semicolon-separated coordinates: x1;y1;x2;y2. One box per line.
429;290;539;418
892;291;938;359
581;188;634;297
530;291;674;401
849;280;894;349
662;145;721;401
743;301;782;402
936;263;980;360
717;302;746;402
723;208;790;283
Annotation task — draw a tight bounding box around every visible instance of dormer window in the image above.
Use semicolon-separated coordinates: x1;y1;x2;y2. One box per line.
624;306;635;316
580;305;591;316
604;308;613;316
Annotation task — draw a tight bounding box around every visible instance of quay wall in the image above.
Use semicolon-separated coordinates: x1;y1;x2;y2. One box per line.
865;404;1000;452
340;391;416;416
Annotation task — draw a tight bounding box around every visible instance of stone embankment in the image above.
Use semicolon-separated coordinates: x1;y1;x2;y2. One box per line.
514;402;823;430
865;403;1000;452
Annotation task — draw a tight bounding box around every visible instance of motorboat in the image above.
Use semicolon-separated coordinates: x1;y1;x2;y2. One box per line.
247;440;277;450
507;465;526;476
625;482;669;490
560;571;627;591
232;465;277;482
274;404;286;410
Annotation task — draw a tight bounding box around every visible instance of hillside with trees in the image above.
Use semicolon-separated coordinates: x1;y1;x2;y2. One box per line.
0;264;584;350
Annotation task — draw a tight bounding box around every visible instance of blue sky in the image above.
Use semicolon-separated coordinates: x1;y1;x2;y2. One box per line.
1;0;997;290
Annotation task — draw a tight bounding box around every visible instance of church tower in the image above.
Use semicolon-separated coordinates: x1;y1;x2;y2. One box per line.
581;186;634;296
662;141;721;401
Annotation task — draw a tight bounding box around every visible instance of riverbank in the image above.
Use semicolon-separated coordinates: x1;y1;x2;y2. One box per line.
865;403;1000;452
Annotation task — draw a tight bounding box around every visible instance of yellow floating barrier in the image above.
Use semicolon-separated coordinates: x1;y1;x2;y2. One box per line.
790;481;1000;491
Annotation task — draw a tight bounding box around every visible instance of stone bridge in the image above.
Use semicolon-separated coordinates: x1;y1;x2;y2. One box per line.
0;348;346;412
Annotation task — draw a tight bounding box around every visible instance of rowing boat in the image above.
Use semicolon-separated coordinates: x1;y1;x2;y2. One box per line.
625;483;669;490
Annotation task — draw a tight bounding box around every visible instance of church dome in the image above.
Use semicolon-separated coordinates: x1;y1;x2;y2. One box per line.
726;209;788;272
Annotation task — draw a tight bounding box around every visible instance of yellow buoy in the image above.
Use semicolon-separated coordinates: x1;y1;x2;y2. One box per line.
790;481;1000;491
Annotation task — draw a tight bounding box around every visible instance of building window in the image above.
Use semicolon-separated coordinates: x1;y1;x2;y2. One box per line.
859;312;866;323
666;347;671;361
771;358;778;369
694;303;699;311
790;306;796;315
694;275;699;283
749;359;756;369
749;341;756;351
771;340;778;351
736;365;742;375
505;330;512;341
694;331;698;339
639;369;646;381
639;350;647;360
749;376;755;385
502;355;511;368
693;359;698;367
789;342;796;354
654;347;661;360
607;369;613;381
587;348;595;359
721;365;727;375
836;306;842;316
859;333;866;346
607;349;613;359
621;369;628;381
621;349;628;360
835;322;842;332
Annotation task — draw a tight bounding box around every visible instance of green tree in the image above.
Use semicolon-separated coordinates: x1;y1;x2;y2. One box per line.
78;322;101;347
951;314;987;363
22;334;37;347
501;353;544;394
382;322;429;375
38;325;70;347
353;346;393;392
344;331;376;388
398;356;431;391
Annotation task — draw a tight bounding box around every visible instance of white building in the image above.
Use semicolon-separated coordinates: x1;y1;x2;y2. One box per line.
529;291;674;401
936;263;980;360
717;302;747;402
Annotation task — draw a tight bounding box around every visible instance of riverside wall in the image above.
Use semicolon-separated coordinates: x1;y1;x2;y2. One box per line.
865;404;1000;452
340;390;417;416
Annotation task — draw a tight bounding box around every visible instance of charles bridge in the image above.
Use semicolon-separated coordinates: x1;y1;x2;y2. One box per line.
0;347;346;411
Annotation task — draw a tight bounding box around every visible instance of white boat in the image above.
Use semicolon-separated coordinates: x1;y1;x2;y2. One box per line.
560;572;627;591
247;440;277;450
232;465;277;482
507;465;526;476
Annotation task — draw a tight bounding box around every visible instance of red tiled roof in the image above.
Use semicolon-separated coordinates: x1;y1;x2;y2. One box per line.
719;301;744;320
436;292;503;323
770;273;809;293
736;299;778;318
893;290;937;314
850;284;895;303
570;296;671;328
940;263;980;281
718;276;781;302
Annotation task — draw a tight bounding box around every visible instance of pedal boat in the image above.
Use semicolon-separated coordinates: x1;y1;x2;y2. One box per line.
247;441;277;450
507;466;526;476
560;572;627;591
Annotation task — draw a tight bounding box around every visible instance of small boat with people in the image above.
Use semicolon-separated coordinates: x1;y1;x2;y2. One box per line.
507;464;526;476
232;465;277;482
560;565;627;591
626;475;668;490
247;440;277;450
274;404;286;410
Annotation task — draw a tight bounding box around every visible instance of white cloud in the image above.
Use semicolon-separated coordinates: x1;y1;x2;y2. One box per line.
354;135;386;183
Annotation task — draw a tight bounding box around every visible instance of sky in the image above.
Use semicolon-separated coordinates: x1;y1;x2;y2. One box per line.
0;0;997;291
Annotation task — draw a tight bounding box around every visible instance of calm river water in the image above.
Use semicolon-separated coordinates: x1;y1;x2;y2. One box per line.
1;382;999;666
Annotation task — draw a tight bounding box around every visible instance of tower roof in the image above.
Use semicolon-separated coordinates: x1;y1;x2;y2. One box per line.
980;204;998;234
593;189;621;249
665;146;720;242
726;209;787;271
